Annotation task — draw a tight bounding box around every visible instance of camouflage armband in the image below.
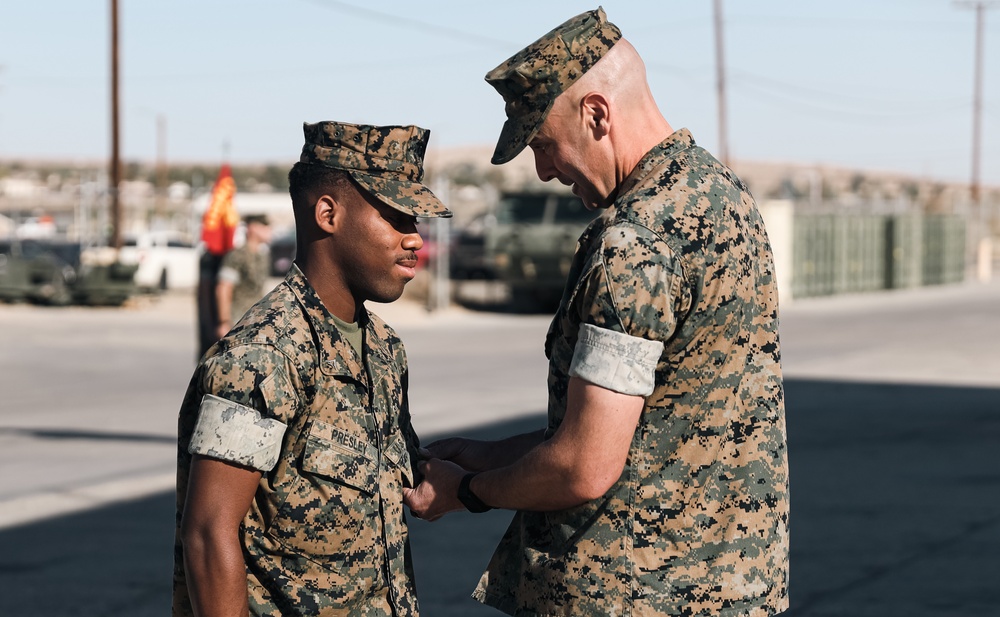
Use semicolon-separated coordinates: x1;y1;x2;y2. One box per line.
188;394;287;472
569;324;663;396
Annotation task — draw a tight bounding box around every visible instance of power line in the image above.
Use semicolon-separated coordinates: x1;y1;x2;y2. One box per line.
729;74;969;122
730;69;968;109
725;14;972;31
295;0;516;50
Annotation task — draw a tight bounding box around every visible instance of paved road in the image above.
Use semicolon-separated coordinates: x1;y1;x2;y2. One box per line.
0;280;998;615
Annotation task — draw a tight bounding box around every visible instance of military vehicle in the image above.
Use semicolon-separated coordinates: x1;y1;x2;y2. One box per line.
486;191;601;311
0;239;80;305
0;239;138;306
449;212;498;281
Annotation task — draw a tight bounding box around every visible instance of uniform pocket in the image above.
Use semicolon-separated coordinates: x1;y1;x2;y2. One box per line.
267;420;379;569
301;424;378;493
382;432;414;488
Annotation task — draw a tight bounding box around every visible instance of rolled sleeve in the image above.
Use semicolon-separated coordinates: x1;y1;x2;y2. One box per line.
217;265;240;284
188;394;287;472
569;324;664;396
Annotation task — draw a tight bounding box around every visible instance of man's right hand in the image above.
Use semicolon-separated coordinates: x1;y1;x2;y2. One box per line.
423;437;489;472
424;429;547;473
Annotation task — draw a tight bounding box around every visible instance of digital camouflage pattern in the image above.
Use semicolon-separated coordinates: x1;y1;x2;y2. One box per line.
474;129;790;616
484;7;621;164
569;323;663;397
174;264;423;617
218;242;271;324
300;121;452;219
189;394;286;472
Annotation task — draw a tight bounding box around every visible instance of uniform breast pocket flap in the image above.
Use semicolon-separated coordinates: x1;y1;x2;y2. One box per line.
301;421;378;495
383;433;414;487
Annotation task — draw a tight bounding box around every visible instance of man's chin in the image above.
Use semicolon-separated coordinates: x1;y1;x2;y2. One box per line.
367;284;407;305
577;193;604;211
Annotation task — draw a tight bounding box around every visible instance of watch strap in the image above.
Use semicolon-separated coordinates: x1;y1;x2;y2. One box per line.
457;472;493;513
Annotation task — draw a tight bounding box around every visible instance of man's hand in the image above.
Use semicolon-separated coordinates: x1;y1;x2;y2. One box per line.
422;438;490;472
422;429;546;473
402;458;467;522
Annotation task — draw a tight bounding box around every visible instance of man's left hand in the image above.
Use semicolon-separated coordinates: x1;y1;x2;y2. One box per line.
402;458;467;522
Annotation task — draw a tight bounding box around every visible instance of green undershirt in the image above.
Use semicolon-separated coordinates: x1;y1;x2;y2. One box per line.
330;311;364;359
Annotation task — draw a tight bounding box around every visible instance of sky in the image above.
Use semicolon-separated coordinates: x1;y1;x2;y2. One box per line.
1;0;998;185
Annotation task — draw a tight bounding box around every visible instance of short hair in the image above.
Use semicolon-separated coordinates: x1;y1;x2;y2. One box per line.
287;162;352;211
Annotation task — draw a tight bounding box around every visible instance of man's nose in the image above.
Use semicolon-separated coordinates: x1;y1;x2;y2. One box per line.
402;229;423;252
533;151;557;183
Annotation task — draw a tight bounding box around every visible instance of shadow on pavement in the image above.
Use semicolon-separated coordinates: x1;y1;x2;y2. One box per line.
1;379;997;616
0;427;175;444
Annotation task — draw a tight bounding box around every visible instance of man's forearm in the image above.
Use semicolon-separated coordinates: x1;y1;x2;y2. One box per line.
183;530;249;617
215;282;234;324
467;380;644;512
470;436;604;512
478;429;547;470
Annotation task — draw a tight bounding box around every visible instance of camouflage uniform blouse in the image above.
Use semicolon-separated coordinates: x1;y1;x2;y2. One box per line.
173;264;421;617
474;129;790;617
218;242;272;323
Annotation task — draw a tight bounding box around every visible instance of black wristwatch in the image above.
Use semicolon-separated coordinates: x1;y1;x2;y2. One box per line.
457;472;493;513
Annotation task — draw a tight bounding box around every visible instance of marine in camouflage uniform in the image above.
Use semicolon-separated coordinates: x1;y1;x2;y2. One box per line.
217;214;272;327
173;121;451;617
474;125;789;615
406;8;788;617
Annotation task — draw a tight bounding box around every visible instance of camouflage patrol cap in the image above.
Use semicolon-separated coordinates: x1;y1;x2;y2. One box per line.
485;7;621;165
300;121;452;218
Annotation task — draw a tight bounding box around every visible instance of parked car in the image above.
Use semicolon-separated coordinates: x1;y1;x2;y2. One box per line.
118;230;200;291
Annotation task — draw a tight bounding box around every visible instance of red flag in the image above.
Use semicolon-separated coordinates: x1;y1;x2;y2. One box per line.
201;164;239;256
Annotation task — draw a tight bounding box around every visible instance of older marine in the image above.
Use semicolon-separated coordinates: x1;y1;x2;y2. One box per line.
405;8;790;616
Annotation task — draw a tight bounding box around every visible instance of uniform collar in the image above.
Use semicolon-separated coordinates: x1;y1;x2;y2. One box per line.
283;264;395;382
616;128;696;202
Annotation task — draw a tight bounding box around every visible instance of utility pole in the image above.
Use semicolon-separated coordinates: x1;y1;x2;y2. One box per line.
955;1;997;281
956;1;997;203
109;0;122;249
713;0;730;167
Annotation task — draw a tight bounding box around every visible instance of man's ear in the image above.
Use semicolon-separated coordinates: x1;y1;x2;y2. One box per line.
581;92;611;138
314;194;338;234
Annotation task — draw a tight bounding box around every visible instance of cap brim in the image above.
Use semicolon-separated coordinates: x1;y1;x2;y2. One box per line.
350;172;452;219
491;104;548;165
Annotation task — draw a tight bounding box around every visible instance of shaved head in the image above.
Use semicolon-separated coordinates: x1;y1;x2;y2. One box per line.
553;39;663;137
531;39;672;208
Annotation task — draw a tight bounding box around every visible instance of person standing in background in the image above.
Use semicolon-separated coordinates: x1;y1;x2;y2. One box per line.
215;213;272;339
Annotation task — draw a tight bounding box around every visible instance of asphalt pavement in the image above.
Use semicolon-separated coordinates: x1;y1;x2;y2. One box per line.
1;278;998;616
